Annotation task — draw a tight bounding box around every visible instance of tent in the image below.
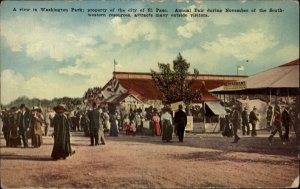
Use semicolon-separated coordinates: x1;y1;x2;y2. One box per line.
205;101;227;116
190;82;226;133
209;59;299;96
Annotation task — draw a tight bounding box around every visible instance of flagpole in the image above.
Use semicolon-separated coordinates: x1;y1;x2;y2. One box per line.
114;59;115;72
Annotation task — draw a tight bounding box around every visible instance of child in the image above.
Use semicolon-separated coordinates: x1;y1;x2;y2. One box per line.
123;116;131;135
130;121;136;136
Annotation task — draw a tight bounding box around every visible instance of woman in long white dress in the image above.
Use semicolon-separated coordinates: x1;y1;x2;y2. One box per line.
161;106;173;142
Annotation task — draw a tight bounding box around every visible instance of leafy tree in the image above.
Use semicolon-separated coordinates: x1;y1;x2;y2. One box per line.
151;53;201;104
3;96;82;112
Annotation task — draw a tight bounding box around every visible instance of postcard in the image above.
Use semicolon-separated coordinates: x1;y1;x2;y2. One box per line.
0;0;299;188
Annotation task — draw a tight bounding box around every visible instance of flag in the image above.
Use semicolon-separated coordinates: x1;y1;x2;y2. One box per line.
114;59;122;67
238;65;245;71
114;59;118;65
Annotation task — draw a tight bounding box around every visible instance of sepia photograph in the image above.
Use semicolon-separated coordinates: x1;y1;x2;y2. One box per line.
0;0;299;188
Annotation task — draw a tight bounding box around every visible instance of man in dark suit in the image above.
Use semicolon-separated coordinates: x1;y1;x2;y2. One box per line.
282;106;290;142
174;105;187;142
88;102;100;146
18;104;30;148
231;105;241;143
241;107;250;135
249;106;259;137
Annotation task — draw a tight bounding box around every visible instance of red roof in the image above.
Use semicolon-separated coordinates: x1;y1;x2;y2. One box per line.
193;81;221;103
117;78;235;102
118;79;162;100
279;58;299;67
98;72;247;103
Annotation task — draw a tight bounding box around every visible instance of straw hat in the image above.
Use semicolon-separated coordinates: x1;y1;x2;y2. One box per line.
53;104;67;113
32;106;42;113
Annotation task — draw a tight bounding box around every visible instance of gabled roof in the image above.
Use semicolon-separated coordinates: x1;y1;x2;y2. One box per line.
116;76;237;102
98;72;247;103
116;78;236;101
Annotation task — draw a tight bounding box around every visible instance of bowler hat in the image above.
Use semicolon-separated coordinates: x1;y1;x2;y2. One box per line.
53;104;67;113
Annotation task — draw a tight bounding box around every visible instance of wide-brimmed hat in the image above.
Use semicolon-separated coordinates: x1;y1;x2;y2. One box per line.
19;104;26;109
32;106;42;113
253;106;257;110
10;106;18;112
244;107;248;110
53;104;67;113
268;106;273;109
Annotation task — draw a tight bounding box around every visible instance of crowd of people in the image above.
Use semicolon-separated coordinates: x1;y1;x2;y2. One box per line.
1;103;75;160
1;99;297;160
0;102;189;160
221;102;295;145
1;104;45;148
78;103;188;144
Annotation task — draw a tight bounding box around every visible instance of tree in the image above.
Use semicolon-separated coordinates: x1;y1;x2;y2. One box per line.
151;53;201;104
3;96;82;111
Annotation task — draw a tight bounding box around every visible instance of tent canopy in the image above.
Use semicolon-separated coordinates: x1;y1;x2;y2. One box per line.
210;59;299;95
205;101;227;116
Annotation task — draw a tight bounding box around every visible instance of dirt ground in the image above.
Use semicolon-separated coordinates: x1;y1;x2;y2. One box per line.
0;130;299;189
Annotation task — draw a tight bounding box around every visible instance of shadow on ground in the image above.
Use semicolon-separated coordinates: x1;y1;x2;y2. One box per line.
169;150;299;165
104;131;299;157
0;154;52;161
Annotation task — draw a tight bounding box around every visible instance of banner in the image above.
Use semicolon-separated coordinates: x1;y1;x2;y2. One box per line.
224;81;247;90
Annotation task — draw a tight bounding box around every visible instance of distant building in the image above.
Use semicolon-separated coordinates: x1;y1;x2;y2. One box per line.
95;71;246;109
88;71;246;133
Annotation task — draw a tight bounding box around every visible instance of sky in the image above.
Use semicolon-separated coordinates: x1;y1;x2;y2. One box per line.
0;0;299;105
